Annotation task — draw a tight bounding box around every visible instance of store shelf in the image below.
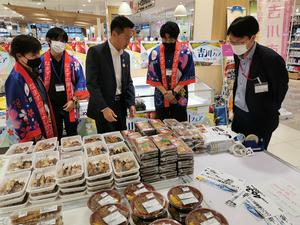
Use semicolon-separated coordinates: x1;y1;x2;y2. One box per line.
289;48;300;50
287;62;300;66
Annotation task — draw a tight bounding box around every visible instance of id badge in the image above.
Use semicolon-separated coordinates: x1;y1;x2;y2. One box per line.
255;82;268;94
166;69;172;77
55;84;65;92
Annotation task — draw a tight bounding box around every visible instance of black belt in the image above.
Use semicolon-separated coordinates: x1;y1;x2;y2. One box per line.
114;95;122;101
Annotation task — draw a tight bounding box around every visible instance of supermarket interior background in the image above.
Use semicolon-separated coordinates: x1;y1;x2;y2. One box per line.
0;0;300;225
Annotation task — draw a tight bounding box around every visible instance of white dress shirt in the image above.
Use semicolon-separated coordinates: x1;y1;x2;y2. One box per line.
108;39;123;95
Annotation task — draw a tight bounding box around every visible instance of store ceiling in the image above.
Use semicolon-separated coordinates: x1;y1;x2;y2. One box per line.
0;0;195;25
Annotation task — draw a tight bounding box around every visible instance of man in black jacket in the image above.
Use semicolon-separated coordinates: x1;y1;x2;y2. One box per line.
86;16;136;133
227;16;289;150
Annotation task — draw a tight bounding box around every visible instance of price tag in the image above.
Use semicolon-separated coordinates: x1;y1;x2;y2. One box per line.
181;197;199;205
40;206;58;214
134;188;148;196
101;192;108;198
178;192;196;200
98;195;117;206
225;191;250;207
146;193;155;199
108;205;117;213
18;211;28;218
204;212;214;219
39;218;56;225
142;199;163;213
181;187;190;192
137;183;144;189
103;211;127;225
200;218;221;225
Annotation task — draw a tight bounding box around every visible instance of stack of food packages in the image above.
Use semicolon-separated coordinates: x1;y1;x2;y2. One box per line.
135;121;157;136
151;134;178;180
87;184;229;225
10;205;63;225
149;119;173;135
132;136;160;183
0;138;59;210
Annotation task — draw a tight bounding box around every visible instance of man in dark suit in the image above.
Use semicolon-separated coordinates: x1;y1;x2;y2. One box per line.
227;16;289;150
86;16;136;133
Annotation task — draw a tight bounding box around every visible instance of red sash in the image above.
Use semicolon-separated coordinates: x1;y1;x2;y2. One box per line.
159;41;181;108
15;62;56;139
43;50;76;122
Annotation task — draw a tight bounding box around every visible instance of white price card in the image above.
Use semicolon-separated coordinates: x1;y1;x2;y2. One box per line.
181;187;190;192
134;188;149;196
181;197;199;205
98;195;117;206
40;206;58;214
142;199;163;213
103;211;127;225
200;218;221;225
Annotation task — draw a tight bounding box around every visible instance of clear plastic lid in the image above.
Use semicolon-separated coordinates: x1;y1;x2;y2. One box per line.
124;183;155;202
108;142;130;156
90;204;130;225
185;208;229;225
87;190;122;212
61;135;82;152
86;154;112;181
84;141;108;158
168;185;203;211
33;137;58;153
56;156;84;183
151;134;177;152
149;218;182;225
194;124;208;133
149;119;167;130
0;170;31;201
171;138;193;155
135;121;155;132
27;167;56;194
103;131;124;145
33;151;59;169
134;137;159;157
111;152;140;177
6;154;33;174
163;119;180;128
83;134;103;144
5;142;33;156
121;130;138;139
131;191;167;219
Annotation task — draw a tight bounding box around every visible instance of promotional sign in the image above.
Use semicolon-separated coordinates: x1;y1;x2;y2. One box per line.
227;6;246;28
257;0;294;59
137;0;155;12
189;41;222;65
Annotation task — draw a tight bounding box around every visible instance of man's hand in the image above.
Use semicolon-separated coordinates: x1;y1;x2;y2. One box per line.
164;90;177;104
102;107;118;122
129;105;136;118
63;100;75;112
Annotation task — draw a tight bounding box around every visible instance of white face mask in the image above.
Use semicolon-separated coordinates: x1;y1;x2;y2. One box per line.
231;44;248;56
51;41;66;54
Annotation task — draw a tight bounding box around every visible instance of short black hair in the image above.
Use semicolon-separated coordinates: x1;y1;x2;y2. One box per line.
111;16;134;34
46;27;68;43
227;16;259;38
160;21;180;39
10;35;41;59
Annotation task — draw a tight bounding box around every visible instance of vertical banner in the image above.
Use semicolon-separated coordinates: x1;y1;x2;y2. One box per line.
257;0;294;59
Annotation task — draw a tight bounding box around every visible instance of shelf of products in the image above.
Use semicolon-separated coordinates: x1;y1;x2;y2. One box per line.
133;77;214;114
287;14;300;76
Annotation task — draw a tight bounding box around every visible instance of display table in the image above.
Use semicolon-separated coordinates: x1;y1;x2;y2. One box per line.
27;151;299;225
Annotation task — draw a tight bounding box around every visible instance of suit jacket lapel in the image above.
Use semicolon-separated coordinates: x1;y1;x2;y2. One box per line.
104;41;117;87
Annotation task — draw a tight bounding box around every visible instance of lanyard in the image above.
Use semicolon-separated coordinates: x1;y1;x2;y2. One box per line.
50;56;64;84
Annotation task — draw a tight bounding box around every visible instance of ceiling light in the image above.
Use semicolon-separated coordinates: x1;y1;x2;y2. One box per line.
79;9;84;12
174;2;187;17
297;8;299;13
37;2;41;5
82;4;86;7
88;0;91;3
4;7;8;10
118;1;132;16
39;17;52;21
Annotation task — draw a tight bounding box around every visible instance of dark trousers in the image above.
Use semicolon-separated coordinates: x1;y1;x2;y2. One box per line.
232;107;273;150
96;99;127;134
156;104;187;122
53;106;78;141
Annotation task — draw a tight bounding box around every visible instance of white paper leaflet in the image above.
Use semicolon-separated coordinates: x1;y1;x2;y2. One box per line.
197;167;245;192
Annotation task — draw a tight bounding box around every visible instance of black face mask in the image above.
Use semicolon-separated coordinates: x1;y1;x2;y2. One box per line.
163;42;176;52
25;57;42;69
